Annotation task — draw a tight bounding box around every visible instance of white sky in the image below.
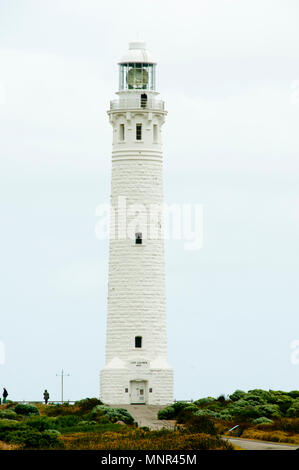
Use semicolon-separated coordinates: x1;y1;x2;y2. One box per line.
1;0;299;401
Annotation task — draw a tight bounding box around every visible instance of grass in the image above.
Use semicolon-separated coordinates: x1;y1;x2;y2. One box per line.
0;440;21;450
60;429;233;450
241;428;299;445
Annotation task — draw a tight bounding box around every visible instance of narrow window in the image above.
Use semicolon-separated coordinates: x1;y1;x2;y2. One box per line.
125;388;128;393
119;123;125;141
136;123;142;140
135;336;142;348
135;232;142;244
149;388;153;393
153;124;158;143
141;94;147;108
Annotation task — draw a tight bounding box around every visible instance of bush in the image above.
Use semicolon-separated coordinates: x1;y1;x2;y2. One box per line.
14;404;39;416
194;397;215;406
229;390;246;402
253;417;273;424
286;400;299;418
157;406;175;420
0;419;22;434
183;405;199;413
194;409;221;419
0;410;18;420
25;416;56;432
256;404;281;419
4;429;64;449
217;395;226;403
74;398;103;414
218;412;232;421
91;406;134;425
185;415;217;435
55;415;81;428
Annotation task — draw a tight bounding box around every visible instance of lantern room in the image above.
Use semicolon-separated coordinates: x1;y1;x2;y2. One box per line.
118;41;156;91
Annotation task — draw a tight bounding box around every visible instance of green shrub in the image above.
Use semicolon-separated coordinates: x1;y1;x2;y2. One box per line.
172;402;193;413
253;417;273;424
229;390;246;401
14;404;39;416
217;395;226;403
243;394;267;405
0;410;18;420
183;405;199;413
157;406;176;420
229;400;281;420
25;416;56;432
194;409;221;419
55;415;81;428
0;419;23;433
288;391;299;400
256;404;281;419
286;400;299;417
4;429;64;449
90;406;134;425
229;400;261;419
219;412;232;421
194;397;216;406
74;398;103;414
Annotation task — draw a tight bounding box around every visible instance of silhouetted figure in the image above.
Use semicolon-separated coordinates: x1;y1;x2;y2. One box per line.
3;388;8;404
43;389;50;405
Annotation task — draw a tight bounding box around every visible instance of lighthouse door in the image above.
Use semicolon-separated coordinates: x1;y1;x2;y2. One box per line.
130;381;146;404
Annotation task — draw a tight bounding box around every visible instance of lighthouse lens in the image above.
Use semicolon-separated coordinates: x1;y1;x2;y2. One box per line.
127;67;148;89
119;64;155;91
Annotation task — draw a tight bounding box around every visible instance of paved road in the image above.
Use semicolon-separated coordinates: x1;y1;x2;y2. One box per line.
223;436;299;450
111;404;175;430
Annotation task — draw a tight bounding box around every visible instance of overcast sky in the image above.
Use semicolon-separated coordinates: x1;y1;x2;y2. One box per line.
1;0;299;401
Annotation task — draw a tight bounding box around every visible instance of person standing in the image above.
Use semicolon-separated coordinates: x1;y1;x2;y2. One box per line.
43;389;50;405
3;388;8;404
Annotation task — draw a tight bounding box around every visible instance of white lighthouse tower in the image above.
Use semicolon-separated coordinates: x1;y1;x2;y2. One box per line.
100;41;173;405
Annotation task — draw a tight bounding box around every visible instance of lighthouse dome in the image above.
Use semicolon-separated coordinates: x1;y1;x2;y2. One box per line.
119;41;156;64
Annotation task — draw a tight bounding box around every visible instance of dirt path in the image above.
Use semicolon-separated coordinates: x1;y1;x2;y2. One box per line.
111;405;175;430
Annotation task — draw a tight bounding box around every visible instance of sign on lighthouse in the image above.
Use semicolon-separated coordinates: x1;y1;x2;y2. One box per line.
100;41;173;405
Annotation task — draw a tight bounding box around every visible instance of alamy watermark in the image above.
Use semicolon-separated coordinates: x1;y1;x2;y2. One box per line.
95;197;203;251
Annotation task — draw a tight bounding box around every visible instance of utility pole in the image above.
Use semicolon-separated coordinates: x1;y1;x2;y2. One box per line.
56;369;70;404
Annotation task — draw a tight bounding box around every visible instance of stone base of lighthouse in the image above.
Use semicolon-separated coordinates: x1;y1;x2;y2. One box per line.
100;358;173;405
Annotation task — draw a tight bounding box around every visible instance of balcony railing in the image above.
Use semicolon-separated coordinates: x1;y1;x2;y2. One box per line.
110;97;165;111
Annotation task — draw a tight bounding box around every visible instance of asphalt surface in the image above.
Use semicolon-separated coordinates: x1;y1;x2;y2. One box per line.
223;436;299;450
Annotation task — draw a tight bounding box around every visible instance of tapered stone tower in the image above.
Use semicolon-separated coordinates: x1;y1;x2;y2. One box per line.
100;41;173;405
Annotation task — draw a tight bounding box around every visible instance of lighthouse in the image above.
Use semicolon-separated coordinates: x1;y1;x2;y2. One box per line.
100;41;173;405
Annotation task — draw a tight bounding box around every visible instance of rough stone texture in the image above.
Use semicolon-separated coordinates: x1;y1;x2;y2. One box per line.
100;93;173;405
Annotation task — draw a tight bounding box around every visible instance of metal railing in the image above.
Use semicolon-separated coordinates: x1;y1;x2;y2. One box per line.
110;98;165;111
